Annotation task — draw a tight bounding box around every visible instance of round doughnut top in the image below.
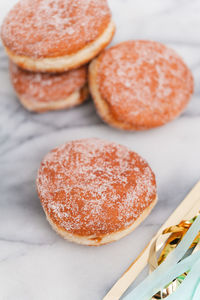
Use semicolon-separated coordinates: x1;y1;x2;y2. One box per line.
10;62;87;103
37;138;156;236
1;0;111;58
97;40;194;129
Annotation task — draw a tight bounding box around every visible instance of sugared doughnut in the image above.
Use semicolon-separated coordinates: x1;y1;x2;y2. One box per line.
10;62;88;113
37;138;157;246
1;0;115;73
89;40;194;130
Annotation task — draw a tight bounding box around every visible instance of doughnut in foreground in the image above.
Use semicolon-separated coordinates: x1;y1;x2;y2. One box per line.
37;138;157;246
89;40;194;130
10;62;88;113
1;0;115;72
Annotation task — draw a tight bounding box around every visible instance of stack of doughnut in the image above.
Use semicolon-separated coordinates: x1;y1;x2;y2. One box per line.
1;0;195;245
1;0;115;112
1;0;193;125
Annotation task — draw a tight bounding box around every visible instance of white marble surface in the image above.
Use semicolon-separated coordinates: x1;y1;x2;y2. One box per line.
0;1;200;299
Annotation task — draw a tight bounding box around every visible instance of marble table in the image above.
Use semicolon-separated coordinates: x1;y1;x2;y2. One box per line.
0;1;200;299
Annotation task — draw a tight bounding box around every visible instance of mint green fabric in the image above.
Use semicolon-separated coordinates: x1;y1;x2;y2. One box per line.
166;258;200;300
123;215;200;300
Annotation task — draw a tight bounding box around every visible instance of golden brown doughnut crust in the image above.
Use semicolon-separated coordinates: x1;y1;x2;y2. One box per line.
89;40;194;130
37;139;157;238
10;62;88;112
1;0;112;58
3;20;115;73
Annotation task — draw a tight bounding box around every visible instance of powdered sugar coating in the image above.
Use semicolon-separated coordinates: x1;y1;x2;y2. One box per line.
1;0;111;58
97;41;194;129
10;62;87;103
37;138;157;236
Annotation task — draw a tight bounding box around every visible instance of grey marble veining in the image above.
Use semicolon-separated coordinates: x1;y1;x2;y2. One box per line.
0;1;200;300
